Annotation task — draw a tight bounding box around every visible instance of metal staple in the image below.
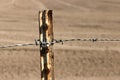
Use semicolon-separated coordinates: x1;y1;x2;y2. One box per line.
0;38;120;48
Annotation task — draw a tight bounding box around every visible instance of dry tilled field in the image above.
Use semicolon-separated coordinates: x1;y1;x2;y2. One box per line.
0;0;120;80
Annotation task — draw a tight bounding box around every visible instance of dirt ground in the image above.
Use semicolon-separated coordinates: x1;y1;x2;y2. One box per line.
0;0;120;80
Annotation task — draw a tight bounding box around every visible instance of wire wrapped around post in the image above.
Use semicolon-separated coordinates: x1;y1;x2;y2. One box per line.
38;10;54;80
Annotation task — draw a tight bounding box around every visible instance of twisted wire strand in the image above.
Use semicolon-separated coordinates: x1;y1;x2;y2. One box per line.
0;43;35;48
0;38;120;48
55;38;120;43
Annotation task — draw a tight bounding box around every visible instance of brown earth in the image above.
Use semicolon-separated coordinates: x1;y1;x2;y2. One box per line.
0;0;120;80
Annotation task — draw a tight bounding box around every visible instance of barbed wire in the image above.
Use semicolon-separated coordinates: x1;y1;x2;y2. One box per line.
0;43;36;48
58;38;120;43
0;38;120;48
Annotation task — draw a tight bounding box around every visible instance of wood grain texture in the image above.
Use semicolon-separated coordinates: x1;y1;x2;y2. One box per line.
39;10;54;80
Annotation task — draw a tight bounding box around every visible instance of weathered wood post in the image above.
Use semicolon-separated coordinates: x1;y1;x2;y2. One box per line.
38;10;54;80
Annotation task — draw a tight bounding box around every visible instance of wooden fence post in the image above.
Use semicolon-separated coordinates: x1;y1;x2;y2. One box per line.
38;10;54;80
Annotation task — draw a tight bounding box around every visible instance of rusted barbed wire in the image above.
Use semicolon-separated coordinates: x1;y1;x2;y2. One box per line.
0;38;120;48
